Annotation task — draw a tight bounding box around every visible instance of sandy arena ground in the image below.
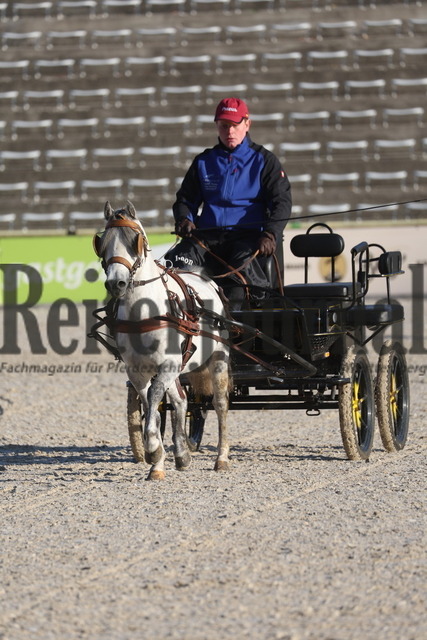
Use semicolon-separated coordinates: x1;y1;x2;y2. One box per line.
0;303;425;640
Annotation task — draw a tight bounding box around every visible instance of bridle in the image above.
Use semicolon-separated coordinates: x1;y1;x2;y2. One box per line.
93;213;148;277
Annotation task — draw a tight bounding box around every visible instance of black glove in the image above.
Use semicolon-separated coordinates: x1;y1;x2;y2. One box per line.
258;232;276;256
175;218;196;238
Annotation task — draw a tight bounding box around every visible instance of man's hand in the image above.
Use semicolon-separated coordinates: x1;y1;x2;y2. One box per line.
175;218;196;238
258;232;276;256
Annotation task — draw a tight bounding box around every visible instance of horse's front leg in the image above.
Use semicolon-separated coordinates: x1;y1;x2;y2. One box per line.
144;361;181;480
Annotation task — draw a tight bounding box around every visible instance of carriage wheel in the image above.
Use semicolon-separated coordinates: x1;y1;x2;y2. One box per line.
186;407;207;452
339;348;375;461
127;385;167;463
375;341;410;452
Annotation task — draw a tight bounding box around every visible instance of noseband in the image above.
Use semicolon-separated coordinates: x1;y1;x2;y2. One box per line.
93;214;148;275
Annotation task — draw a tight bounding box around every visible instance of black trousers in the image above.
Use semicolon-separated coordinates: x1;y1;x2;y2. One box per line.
164;229;270;308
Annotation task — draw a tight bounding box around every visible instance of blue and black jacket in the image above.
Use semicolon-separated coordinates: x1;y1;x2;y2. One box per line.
173;134;292;240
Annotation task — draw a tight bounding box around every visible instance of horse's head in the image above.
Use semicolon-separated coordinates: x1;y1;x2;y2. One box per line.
93;200;149;298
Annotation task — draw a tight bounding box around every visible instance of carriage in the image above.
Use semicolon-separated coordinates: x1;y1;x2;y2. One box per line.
91;202;409;477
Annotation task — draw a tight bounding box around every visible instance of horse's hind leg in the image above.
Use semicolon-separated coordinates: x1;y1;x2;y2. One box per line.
167;383;191;471
210;353;230;472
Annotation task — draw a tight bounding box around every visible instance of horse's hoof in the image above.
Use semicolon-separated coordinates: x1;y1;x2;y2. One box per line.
144;444;163;465
214;460;230;472
175;453;192;471
147;469;166;481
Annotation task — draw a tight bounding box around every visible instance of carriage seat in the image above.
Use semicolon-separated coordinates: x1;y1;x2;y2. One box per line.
282;224;359;303
345;302;404;327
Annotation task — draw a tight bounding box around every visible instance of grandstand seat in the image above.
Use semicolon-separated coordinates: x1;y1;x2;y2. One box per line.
114;87;156;108
0;91;18;111
91;29;132;49
298;81;339;101
68;211;105;229
353;48;395;68
250;82;293;102
46;30;87;49
356;202;399;221
195;114;216;135
146;0;186;13
382;107;424;128
58;117;99;139
45;148;88;171
404;202;427;219
373;138;417;160
0;121;5;139
307;50;348;70
316;21;357;39
344;79;386;100
0;213;16;230
34;180;76;201
149;115;191;137
69;88;110;110
0;182;29;200
101;0;141;14
326;140;369;162
206;84;248;104
407;18;427;37
250;113;284;132
365;170;408;191
189;0;230;12
22;212;64;230
103;116;145;138
80;57;120;78
81;179;124;200
170;55;212;75
215;53;256;74
422;138;427;157
127;178;170;199
160;85;202;106
307;203;351;221
57;0;97;17
11;119;53;140
287;173;312;194
22;90;65;110
413;169;427;190
138;146;181;167
317;172;360;192
362;19;403;37
0;2;8;20
270;22;312;41
34;58;75;79
125;56;166;76
261;52;302;72
0;60;30;80
399;47;427;67
334;108;377;129
135;27;176;47
0;150;41;172
2;31;42;50
391;78;427;97
288;110;330;131
92;147;135;169
12;2;53;19
224;24;266;44
279;142;321;162
180;26;221;46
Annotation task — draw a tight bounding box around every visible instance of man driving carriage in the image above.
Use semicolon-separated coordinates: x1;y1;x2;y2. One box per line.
165;97;292;311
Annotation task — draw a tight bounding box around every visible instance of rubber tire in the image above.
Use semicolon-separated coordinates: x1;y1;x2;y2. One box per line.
339;348;375;461
375;341;410;452
127;384;145;462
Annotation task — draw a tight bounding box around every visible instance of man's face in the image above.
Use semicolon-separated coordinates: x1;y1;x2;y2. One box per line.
216;118;250;150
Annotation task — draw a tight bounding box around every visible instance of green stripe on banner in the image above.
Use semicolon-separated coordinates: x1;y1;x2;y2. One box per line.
0;233;171;305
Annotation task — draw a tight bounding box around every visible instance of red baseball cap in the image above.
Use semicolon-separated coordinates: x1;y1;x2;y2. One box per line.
214;97;250;124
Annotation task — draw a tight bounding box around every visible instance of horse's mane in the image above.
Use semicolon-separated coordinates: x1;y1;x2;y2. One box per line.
98;211;139;256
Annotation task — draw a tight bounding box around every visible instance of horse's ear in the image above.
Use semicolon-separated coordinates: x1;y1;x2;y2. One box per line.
104;201;114;220
126;201;137;219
